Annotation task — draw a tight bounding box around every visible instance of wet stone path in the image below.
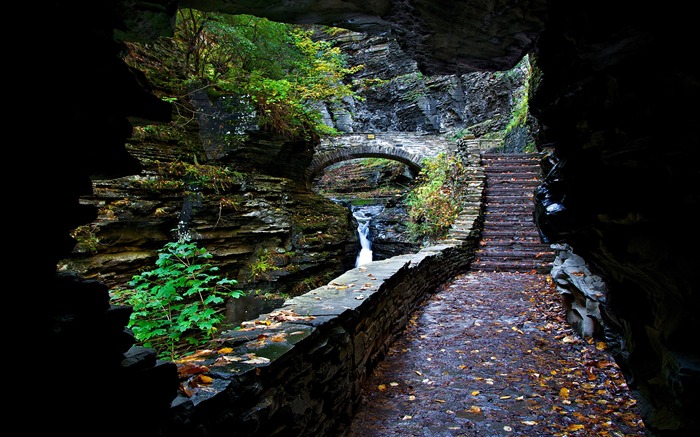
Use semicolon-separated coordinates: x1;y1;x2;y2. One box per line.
341;271;646;436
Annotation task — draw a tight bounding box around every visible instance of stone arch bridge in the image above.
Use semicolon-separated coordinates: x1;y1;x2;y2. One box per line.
304;132;502;187
305;132;449;187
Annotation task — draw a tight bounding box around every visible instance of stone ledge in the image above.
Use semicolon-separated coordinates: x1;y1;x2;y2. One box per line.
157;148;486;436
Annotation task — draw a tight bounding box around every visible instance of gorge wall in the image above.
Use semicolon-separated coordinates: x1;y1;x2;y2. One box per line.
57;19;525;307
33;1;699;436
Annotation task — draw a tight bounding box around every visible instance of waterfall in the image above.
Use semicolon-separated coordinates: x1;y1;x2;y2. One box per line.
352;205;383;267
355;218;373;267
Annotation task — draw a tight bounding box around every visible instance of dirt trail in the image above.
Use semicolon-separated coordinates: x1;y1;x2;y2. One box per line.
342;271;646;436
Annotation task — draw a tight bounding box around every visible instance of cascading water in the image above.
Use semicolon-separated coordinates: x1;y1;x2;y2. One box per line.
356;218;373;266
352;205;384;267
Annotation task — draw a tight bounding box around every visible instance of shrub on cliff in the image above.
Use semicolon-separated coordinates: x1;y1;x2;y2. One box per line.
112;239;243;360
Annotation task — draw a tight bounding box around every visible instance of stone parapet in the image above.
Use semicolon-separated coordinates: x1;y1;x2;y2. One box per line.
156;148;485;436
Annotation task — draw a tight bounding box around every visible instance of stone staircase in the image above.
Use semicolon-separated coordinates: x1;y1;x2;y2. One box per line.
471;152;555;273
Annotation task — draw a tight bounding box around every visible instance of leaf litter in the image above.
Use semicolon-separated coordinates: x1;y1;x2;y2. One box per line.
342;271;646;436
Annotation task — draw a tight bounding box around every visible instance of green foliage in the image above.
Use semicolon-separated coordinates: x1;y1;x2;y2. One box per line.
172;10;363;141
166;160;245;193
504;57;531;137
249;248;278;281
70;224;100;254
131;160;246;194
405;153;469;242
448;127;475;142
112;239;243;360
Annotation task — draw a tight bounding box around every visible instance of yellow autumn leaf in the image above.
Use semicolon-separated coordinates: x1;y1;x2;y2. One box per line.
559;387;570;398
471;390;480;396
269;333;287;342
466;405;482;413
566;424;585;431
377;384;386;391
596;341;607;350
198;375;213;384
218;347;233;354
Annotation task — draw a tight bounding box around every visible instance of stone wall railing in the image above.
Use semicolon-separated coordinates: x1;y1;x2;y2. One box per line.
461;138;502;150
156;146;486;436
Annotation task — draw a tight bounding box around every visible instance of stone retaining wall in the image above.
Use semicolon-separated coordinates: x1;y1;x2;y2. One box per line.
157;146;486;436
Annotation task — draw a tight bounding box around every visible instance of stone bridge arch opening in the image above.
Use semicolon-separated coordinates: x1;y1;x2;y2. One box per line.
305;145;426;189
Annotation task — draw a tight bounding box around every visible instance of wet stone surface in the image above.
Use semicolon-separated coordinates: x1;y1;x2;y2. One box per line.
342;271;646;437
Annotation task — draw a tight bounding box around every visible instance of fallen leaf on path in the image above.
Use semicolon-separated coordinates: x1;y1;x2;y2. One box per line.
242;354;271;364
566;424;585;431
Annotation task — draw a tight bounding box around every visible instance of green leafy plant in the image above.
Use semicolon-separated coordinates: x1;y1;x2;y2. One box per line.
249;247;281;281
113;239;243;360
504;55;535;152
171;10;363;141
69;224;100;254
405;153;469;242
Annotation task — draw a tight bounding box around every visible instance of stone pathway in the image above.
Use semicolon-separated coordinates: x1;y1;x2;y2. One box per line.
340;153;646;436
341;272;646;436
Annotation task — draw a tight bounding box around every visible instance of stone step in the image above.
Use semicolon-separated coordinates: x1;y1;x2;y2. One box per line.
484;210;533;217
477;241;554;254
483;161;540;168
475;248;555;258
481;227;542;236
484;205;534;213
484;168;540;175
484;194;535;201
481;223;541;232
487;178;540;186
470;259;553;273
481;152;542;159
474;152;551;274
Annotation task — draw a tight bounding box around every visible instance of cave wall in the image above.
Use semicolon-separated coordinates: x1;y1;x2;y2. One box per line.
32;1;698;436
529;3;699;434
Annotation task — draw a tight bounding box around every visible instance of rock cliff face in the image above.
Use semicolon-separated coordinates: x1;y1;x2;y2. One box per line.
57;46;358;301
320;29;530;136
310;28;529;263
34;1;698;436
60;23;525;304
